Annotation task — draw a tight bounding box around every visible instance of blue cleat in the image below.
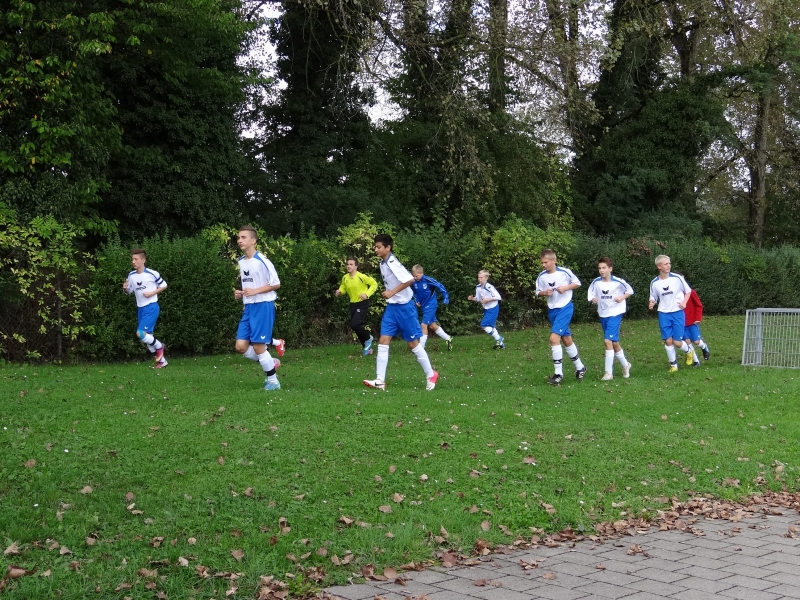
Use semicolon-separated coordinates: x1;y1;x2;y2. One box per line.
363;335;373;357
264;380;281;391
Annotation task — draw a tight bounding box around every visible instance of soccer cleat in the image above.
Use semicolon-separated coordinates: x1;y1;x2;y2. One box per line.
685;348;696;366
274;339;286;357
601;372;613;381
446;337;453;351
426;371;439;391
363;379;386;391
264;380;281;391
622;362;631;379
154;344;165;363
154;358;168;369
493;336;505;350
363;336;373;357
702;347;710;361
576;366;587;381
547;374;563;385
692;361;700;368
669;363;679;372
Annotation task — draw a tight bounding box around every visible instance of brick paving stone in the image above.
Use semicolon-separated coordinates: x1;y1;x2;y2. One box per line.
427;590;484;600
630;567;688;584
583;568;642;586
371;579;440;596
485;574;549;592
547;561;606;577
760;583;800;599
761;551;800;567
528;584;592;600
719;562;779;579
474;586;543;600
715;573;781;591
587;557;651;574
436;575;501;595
677;545;736;561
675;564;736;580
571;580;637;599
401;568;457;584
323;583;390;599
625;577;689;596
726;543;780;559
716;586;784;600
531;572;594;590
764;571;800;586
674;556;735;570
620;593;673;600
669;576;735;594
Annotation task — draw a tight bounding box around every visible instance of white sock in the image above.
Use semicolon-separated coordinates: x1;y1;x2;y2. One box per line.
272;338;281;346
551;345;564;375
615;350;628;367
677;341;691;354
491;328;501;341
242;346;258;361
257;351;278;383
698;340;708;351
376;344;389;382
565;343;585;370
605;350;614;373
153;340;163;351
434;328;450;340
411;344;434;378
666;345;677;363
420;335;428;347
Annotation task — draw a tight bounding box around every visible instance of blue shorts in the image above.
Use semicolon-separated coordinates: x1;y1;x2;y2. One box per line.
548;304;574;337
381;302;422;342
658;311;685;341
684;323;702;342
480;305;500;328
600;315;623;341
420;302;439;326
137;304;160;334
236;301;275;343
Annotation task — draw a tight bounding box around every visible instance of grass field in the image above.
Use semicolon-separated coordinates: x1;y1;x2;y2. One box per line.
1;315;798;599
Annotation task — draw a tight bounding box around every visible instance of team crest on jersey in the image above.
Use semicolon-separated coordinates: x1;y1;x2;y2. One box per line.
136;281;142;286
243;270;250;276
548;281;556;287
602;289;609;294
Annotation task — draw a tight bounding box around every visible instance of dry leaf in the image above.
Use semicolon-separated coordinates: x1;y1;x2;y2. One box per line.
178;557;189;567
474;579;488;586
218;456;225;466
3;543;20;556
392;493;404;503
187;537;197;545
125;492;135;501
79;485;93;494
543;572;557;580
379;505;392;513
24;459;36;469
231;549;244;561
481;520;491;531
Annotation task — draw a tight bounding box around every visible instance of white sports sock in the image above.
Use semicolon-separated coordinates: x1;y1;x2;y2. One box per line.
243;346;258;361
677;341;691;354
565;343;585;370
420;335;428;347
698;340;708;351
141;332;155;346
491;328;501;341
605;350;614;373
551;345;564;375
257;351;278;383
615;350;628;367
376;344;389;382
411;344;434;378
434;328;450;340
665;345;677;363
272;338;281;346
153;340;163;350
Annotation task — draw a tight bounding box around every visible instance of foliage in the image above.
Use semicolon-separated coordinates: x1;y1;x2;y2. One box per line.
0;210;94;361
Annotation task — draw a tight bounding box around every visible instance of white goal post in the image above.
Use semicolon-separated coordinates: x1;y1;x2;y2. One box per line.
742;308;800;368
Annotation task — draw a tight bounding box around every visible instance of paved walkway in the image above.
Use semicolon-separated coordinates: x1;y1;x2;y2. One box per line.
322;512;800;600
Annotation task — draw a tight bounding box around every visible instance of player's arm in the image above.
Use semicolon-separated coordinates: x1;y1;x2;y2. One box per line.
648;281;657;310
588;282;597;304
363;274;378;298
535;275;550;297
429;277;450;305
122;275;130;293
383;278;413;299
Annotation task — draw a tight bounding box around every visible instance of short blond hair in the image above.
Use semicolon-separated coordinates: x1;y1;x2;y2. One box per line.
655;254;670;266
479;269;491;278
411;264;424;274
540;248;557;260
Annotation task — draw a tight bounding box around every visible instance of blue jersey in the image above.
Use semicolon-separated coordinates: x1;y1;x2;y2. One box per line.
411;275;449;310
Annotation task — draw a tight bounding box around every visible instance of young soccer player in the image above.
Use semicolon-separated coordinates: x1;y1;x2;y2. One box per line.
411;265;453;351
588;257;633;380
363;234;439;391
683;288;710;366
648;255;696;371
122;248;168;368
535;249;586;384
334;257;378;356
234;226;285;391
467;270;505;349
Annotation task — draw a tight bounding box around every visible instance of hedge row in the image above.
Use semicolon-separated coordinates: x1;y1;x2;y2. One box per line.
3;214;800;362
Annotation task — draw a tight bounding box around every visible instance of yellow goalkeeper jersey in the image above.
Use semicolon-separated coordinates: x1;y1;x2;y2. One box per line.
339;272;378;303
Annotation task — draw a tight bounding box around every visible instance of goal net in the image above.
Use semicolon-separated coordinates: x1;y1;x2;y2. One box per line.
742;308;800;368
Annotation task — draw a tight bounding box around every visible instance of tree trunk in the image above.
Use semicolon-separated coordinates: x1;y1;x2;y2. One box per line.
487;0;508;113
748;83;771;248
545;0;584;150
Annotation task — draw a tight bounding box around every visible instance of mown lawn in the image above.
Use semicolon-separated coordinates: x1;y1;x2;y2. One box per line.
1;315;798;598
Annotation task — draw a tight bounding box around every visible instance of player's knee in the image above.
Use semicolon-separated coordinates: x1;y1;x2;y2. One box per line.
483;326;493;334
136;329;146;341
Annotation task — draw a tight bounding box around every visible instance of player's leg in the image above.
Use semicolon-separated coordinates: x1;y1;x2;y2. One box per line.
481;306;503;348
399;305;436;390
365;307;397;389
250;303;280;390
601;324;614;379
555;306;585;379
137;305;166;367
235;306;258;359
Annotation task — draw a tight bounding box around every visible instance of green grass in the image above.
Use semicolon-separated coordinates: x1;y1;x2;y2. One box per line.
1;315;798;598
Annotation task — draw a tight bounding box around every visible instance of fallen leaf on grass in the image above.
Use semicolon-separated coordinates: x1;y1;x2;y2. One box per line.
24;459;36;469
178;557;189;567
379;505;392;513
244;487;254;497
231;549;244;561
59;546;72;555
523;455;536;464
3;543;20;556
150;537;164;548
218;456;225;466
388;465;396;473
79;485;93;494
137;568;158;578
187;537;197;545
480;521;491;531
393;493;404;503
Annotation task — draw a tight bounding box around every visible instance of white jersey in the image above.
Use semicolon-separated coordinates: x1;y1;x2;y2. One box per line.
379;254;413;304
536;266;580;309
588;276;634;318
239;251;280;304
474;282;501;309
649;273;690;313
126;268;166;308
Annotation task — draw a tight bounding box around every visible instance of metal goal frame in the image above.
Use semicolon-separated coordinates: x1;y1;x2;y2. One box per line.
742;308;800;368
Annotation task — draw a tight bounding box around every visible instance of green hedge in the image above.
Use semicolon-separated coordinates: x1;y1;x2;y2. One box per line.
5;213;800;362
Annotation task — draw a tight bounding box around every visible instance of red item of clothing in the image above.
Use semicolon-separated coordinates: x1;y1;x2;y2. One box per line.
683;289;704;324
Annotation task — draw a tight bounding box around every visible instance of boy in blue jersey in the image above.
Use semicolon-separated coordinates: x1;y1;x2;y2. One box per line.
648;254;696;372
588;257;633;380
234;226;285;390
364;234;439;391
468;270;505;349
536;249;586;385
123;248;168;368
411;264;453;351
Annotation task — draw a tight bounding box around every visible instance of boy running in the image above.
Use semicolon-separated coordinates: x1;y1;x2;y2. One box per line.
123;248;168;368
467;270;505;349
588;257;633;380
683;288;710;366
536;249;586;384
363;234;438;391
335;257;378;356
234;226;285;390
411;265;453;351
648;254;696;371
